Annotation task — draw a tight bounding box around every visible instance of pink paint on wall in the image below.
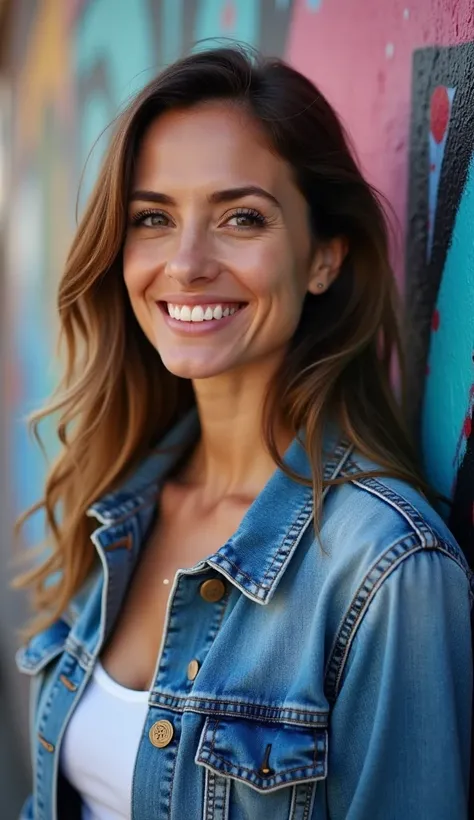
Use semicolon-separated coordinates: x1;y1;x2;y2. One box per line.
286;0;474;280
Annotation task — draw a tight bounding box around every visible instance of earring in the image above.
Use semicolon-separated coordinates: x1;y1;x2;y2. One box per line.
316;282;324;290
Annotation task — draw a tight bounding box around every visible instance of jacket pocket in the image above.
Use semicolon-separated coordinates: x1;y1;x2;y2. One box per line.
195;716;327;820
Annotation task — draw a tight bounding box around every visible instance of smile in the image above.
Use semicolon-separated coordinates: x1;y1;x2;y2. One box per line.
165;303;244;322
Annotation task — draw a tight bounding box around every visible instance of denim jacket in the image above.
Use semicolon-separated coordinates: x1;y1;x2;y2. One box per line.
17;412;473;819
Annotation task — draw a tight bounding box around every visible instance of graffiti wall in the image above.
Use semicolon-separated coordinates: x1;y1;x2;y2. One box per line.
5;0;474;564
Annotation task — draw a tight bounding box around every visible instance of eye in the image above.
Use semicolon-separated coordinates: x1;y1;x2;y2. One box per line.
130;210;172;228
224;208;268;229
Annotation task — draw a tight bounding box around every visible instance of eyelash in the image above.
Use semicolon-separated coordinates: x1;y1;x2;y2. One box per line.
129;207;268;229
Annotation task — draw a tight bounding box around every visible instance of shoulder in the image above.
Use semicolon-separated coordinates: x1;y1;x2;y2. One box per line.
319;450;473;702
322;449;469;574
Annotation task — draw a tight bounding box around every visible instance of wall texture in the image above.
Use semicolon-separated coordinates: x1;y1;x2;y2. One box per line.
2;0;474;766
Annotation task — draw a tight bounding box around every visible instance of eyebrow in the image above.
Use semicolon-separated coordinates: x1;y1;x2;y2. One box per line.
129;185;281;209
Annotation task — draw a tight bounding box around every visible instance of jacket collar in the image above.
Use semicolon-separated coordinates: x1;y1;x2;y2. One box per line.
87;411;353;605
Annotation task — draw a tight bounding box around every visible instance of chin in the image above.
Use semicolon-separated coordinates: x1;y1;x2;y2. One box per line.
159;354;236;381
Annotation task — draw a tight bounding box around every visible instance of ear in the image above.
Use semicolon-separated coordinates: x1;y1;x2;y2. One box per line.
307;237;348;295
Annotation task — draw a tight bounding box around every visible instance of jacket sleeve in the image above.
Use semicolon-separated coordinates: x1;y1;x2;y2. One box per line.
326;548;473;820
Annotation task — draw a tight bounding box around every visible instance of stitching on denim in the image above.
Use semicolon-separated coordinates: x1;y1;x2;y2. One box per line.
211;555;256;586
214;438;352;595
325;531;419;675
204;768;215;820
322;440;354;483
342;461;437;541
303;782;316;820
325;533;473;705
199;764;326;791
260;495;313;587
222;774;230;820
166;718;180;820
149;692;329;717
325;536;424;703
201;748;323;779
160;705;326;727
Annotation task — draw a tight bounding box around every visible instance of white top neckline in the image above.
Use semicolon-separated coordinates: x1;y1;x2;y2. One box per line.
93;661;149;704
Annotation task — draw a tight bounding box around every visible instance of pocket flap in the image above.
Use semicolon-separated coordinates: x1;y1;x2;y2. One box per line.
195;716;327;793
16;618;71;675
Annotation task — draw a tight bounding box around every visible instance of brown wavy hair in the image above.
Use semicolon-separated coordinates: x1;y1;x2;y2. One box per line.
15;46;429;637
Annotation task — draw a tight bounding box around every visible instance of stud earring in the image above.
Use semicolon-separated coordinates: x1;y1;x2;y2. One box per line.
316;282;324;290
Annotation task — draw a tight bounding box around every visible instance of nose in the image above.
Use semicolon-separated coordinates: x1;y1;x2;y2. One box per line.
164;229;219;286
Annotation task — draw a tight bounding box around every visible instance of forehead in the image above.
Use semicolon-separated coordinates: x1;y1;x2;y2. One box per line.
133;102;293;192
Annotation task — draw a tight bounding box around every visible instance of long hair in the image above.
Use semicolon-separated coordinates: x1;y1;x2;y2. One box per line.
15;46;429;636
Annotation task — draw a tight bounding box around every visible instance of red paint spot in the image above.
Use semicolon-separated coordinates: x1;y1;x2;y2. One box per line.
430;86;450;144
425;364;431;376
432;309;440;331
221;1;235;30
430;163;436;172
464;416;472;438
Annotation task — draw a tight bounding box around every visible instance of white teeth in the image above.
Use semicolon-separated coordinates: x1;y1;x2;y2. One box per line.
191;305;204;322
167;303;241;322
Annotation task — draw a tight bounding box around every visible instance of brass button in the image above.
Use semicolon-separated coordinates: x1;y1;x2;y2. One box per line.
149;720;174;748
187;659;200;680
200;578;226;602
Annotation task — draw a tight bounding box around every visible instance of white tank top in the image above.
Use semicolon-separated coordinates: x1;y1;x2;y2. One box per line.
61;661;149;820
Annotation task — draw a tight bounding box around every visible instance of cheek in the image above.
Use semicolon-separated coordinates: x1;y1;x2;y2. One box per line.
123;239;159;297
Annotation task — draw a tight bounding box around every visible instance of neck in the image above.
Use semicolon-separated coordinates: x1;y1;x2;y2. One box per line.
184;355;293;499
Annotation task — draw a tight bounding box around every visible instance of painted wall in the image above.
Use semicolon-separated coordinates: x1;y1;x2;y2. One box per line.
4;0;474;561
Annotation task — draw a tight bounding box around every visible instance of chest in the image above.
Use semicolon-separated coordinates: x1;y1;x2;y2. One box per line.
26;552;330;820
100;488;252;690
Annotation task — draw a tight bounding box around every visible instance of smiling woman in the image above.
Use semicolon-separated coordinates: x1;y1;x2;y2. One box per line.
14;47;472;820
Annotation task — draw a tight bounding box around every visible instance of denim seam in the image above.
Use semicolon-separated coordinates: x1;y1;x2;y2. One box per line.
87;486;158;525
325;535;423;703
148;693;328;718
166;721;180;820
259;495;314;587
325;536;469;704
342;461;437;542
303;781;316;820
217;438;353;595
201;748;324;779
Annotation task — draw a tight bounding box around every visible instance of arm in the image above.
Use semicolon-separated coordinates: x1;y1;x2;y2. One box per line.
326;549;472;820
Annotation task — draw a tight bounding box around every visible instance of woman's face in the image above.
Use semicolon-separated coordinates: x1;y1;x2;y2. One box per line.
124;102;323;380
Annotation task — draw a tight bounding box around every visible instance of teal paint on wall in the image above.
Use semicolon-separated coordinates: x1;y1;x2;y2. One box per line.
194;0;259;49
74;0;156;201
422;154;474;499
162;0;185;64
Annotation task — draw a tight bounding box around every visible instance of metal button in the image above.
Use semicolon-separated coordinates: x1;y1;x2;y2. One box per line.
199;578;226;602
187;659;200;680
149;720;174;748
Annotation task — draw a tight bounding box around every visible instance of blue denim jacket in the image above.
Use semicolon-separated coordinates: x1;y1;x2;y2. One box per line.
17;412;473;819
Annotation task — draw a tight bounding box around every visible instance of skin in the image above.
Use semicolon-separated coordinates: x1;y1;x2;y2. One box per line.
103;102;344;689
124;101;344;499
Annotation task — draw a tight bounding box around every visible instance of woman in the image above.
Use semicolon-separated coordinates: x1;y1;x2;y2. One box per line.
15;47;472;820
